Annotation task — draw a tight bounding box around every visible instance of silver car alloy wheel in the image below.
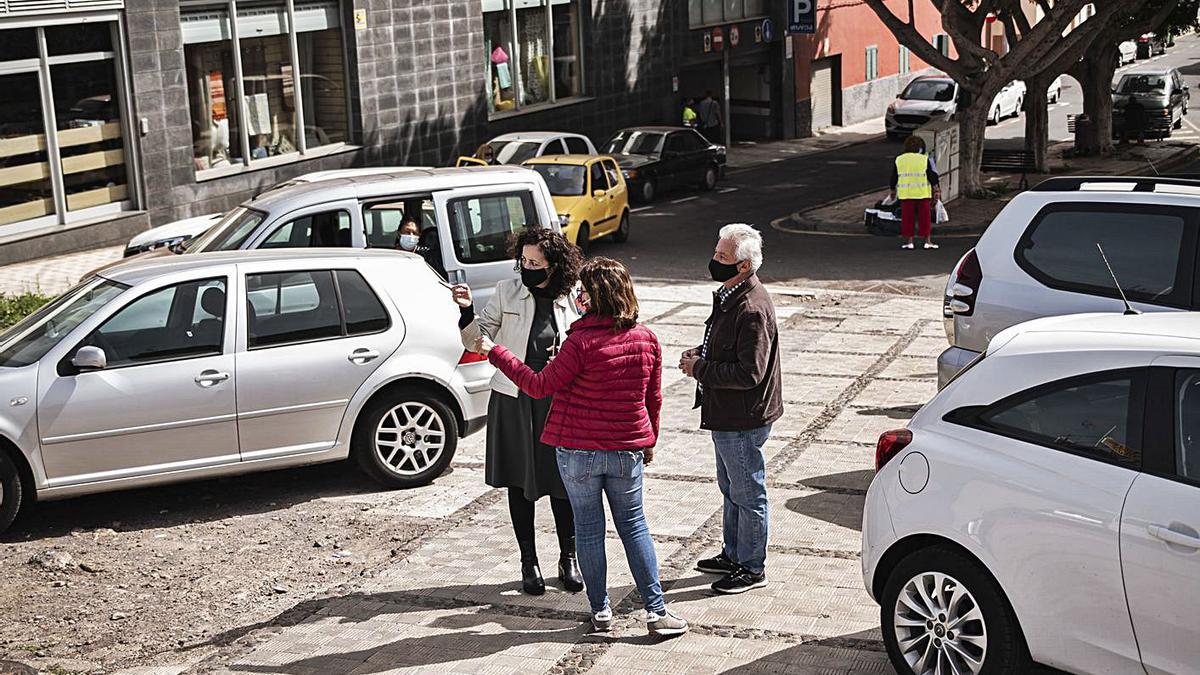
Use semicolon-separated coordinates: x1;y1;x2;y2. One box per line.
894;571;988;675
374;402;446;476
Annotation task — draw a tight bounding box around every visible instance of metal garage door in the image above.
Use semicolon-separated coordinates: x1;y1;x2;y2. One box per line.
811;58;835;130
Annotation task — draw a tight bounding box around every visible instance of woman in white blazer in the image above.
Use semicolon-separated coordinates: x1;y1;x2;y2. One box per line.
453;228;584;596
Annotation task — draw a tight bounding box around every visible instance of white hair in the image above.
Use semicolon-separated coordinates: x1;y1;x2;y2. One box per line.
719;223;763;271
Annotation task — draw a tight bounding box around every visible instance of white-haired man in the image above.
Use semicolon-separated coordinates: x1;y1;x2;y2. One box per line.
680;224;783;594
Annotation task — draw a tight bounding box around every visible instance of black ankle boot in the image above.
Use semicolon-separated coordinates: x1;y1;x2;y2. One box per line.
517;538;545;596
558;551;584;593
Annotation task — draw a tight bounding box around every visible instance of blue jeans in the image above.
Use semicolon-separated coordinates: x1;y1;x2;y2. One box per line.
556;448;666;614
712;425;771;574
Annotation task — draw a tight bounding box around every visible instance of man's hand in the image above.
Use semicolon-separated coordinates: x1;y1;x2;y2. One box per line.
643;447;655;465
681;348;699;361
475;335;495;356
451;284;472;308
680;355;700;378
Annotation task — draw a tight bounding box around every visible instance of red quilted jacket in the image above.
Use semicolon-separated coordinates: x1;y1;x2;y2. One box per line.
487;314;663;450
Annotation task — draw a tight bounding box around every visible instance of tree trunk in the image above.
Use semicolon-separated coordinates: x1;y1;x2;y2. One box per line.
957;101;990;195
1024;74;1051;172
1077;43;1119;154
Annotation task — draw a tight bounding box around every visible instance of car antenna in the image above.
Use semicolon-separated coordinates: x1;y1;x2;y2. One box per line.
1096;243;1140;316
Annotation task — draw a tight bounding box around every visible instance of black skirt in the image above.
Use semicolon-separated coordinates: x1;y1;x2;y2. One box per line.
485;390;567;501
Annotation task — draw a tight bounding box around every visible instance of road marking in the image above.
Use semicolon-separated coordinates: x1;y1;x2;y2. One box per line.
827;160;859;165
631;205;654;213
718;187;739;194
1184;116;1200;134
671;196;699;204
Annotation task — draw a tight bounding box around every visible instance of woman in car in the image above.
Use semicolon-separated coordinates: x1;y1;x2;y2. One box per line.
393;200;447;281
452;229;584;596
474;257;688;637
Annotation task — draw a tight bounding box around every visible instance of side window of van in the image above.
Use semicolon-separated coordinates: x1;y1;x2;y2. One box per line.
261;211;352;249
446;191;541;264
363;198;435;248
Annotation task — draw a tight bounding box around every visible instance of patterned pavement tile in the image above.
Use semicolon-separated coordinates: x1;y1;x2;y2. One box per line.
828;314;912;336
0;245;121;296
783;352;879;378
859;297;942;318
648;434;791;479
817;407;910;446
588;634;891;675
850;378;937;411
781;374;855;405
919;321;948;339
775;443;874;492
319;467;493;519
769;486;864;554
806;332;901;357
648;323;707;349
876;355;940;381
898;335;951;360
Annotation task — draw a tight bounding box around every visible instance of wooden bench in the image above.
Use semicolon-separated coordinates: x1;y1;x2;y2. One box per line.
980;148;1036;190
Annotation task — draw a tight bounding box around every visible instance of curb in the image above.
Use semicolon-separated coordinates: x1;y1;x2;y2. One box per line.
771;143;1200;238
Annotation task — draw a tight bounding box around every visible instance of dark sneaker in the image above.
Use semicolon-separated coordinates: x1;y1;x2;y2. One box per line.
711;568;767;595
695;552;739;575
646;608;689;637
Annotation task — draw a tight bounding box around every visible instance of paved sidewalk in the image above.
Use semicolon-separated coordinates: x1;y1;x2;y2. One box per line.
101;281;945;675
725;118;885;172
0;245;122;296
773;140;1200;236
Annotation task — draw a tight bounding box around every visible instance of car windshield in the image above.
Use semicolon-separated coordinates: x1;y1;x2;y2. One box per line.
492;141;542;164
900;81;956;102
1118;74;1168;94
605;131;666;156
529;164;587;196
182;207;267;253
0;278;128;368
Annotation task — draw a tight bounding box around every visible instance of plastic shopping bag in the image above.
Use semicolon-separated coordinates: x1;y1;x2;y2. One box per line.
880;193;897;207
935;200;950;224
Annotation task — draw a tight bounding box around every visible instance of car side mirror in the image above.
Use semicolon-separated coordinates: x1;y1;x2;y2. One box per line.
593;189;606;198
558;214;570;229
71;346;107;371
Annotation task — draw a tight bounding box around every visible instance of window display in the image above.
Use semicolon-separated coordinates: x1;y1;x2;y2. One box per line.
483;0;584;115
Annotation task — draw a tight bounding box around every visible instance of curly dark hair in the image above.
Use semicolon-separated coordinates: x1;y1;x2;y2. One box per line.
507;227;583;298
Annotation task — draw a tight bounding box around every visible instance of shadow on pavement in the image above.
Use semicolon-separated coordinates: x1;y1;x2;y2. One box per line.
720;628;889;674
3;461;444;543
856;404;922;420
784;486;865;532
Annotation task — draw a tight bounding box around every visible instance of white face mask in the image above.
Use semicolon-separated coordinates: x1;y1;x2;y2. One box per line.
398;234;420;251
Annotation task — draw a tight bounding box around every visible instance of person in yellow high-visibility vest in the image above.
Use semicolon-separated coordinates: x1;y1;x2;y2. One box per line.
889;136;941;250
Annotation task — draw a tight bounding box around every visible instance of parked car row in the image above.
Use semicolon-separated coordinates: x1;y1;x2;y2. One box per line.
868;175;1200;675
1112;66;1190;138
885;74;1066;138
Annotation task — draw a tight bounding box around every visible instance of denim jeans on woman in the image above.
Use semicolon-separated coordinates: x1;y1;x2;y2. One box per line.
555;448;665;614
712;424;772;574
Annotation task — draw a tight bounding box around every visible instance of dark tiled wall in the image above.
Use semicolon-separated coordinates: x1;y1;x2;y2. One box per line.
126;0;682;227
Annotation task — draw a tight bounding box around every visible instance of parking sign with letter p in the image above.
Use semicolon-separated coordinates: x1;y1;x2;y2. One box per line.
789;0;815;34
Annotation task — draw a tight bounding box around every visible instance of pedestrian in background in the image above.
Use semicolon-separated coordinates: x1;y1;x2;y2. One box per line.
682;97;699;128
889;136;941;250
1123;95;1148;145
474;142;498;165
696;91;723;144
681;224;783;595
477;257;689;637
452;229;584;596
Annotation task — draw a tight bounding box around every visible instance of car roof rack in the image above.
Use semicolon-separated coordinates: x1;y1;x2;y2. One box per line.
1031;176;1200;192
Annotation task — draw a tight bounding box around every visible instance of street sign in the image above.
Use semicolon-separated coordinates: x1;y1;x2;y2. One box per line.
762;18;775;42
788;0;816;34
755;25;763;43
703;31;712;53
713;26;724;51
730;25;740;48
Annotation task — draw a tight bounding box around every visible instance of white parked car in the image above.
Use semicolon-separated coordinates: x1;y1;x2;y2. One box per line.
125;167;432;256
457;131;598;166
865;310;1200;675
886;75;1057;137
939;175;1200;388
987;80;1026;125
1119;40;1138;66
0;249;491;535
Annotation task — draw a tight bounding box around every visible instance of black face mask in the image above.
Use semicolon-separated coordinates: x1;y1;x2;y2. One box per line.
521;266;551;289
709;258;741;283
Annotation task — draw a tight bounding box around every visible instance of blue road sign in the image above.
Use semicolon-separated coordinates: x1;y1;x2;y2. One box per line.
762;18;775;42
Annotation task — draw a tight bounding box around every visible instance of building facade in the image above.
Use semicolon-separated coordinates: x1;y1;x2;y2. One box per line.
0;0;736;265
790;1;947;135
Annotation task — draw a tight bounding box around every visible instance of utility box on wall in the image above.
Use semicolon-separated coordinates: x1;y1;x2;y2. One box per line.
915;120;960;202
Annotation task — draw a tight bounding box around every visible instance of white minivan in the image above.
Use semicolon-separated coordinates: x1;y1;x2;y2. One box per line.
125;166;563;310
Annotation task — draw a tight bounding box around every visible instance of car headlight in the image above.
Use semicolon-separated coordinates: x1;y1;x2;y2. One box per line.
887;102;897;113
623;169;637;180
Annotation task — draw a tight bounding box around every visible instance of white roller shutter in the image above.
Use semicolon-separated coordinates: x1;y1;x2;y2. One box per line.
0;0;122;13
811;58;835;130
182;1;340;45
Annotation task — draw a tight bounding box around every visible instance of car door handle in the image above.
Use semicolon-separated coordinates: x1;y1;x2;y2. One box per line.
1148;524;1200;550
194;370;230;387
348;348;380;365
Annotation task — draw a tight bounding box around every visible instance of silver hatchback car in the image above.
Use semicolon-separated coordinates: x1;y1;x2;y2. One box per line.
0;249;489;534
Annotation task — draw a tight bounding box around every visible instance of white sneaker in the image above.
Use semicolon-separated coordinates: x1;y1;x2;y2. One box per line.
924;242;939;250
591;607;613;631
646;608;689;637
901;242;915;250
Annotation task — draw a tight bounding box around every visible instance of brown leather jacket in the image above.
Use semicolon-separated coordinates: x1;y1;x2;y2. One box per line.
692;275;784;432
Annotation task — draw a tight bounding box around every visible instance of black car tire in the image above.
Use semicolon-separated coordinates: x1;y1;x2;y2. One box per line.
353;389;458;489
988;107;1000;125
576;222;591;254
0;451;25;537
640;179;657;203
612;211;630;243
1175;112;1183;129
699;165;718;191
881;546;1030;675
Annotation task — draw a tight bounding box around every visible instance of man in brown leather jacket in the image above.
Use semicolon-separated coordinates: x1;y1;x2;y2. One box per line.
680;223;783;595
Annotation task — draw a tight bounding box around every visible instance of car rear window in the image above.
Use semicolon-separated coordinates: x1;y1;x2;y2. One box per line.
1015;203;1196;308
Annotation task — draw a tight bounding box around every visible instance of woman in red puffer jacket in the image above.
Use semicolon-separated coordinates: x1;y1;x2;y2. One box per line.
476;257;688;637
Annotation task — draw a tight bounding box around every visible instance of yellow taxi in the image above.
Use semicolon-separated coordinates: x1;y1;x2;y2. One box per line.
522;154;630;251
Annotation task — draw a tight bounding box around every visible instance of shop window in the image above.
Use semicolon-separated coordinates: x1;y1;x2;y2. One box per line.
183;1;349;175
691;0;766;26
866;46;879;81
0;22;131;233
484;0;584;115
